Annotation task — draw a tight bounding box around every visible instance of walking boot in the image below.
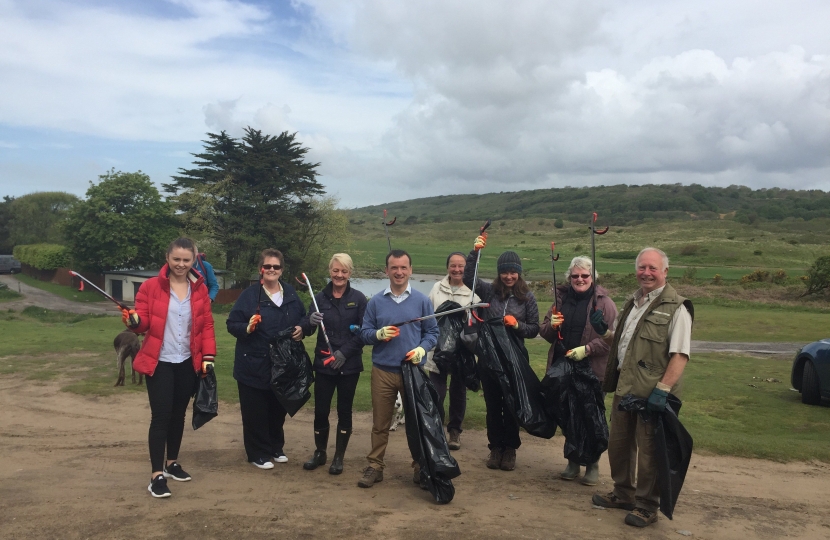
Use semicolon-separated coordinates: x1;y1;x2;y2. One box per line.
486;448;503;470
447;429;461;451
500;448;516;471
303;428;329;470
328;426;351;475
581;462;599;486
560;460;581;481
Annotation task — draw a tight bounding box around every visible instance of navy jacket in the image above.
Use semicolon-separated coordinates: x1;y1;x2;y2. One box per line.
227;281;309;389
300;281;367;376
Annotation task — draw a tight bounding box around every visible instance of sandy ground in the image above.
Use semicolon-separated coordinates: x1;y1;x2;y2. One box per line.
0;275;118;315
1;374;828;540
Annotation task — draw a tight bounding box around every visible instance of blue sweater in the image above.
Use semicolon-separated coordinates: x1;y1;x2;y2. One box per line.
361;289;439;373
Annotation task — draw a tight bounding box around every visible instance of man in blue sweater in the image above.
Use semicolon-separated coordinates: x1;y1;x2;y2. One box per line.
358;249;439;488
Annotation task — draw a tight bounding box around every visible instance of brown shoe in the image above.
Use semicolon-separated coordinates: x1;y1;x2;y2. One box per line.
625;507;658;528
447;429;461;451
500;448;516;471
486;449;502;469
592;492;635;511
412;465;421;484
357;466;383;488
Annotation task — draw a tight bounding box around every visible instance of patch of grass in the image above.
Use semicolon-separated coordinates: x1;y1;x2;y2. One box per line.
0;283;22;302
690;304;830;342
21;306;109;324
13;273;107;303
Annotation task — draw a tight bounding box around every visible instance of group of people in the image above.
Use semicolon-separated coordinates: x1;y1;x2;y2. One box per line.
122;233;692;530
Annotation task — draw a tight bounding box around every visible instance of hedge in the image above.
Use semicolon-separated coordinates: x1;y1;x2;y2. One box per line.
12;244;71;270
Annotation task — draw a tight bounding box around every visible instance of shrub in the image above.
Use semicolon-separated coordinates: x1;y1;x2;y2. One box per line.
518;229;525;234
12;244;71;270
712;274;723;285
681;267;698;283
801;256;830;297
772;270;788;285
680;244;700;256
741;270;770;284
554;218;564;229
788;239;798;245
602;251;640;260
538;220;546;226
753;250;763;256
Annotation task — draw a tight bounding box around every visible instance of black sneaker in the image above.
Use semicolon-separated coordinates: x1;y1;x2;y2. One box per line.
163;462;192;482
148;474;171;498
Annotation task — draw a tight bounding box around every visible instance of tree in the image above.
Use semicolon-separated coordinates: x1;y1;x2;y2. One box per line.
65;170;178;272
0;195;14;254
6;192;79;246
553;218;564;229
166;128;326;281
801;256;830;297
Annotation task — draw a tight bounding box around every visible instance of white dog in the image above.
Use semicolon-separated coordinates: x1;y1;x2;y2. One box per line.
389;392;405;431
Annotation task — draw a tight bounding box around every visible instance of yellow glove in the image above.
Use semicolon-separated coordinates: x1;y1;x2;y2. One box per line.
566;346;588;361
376;326;400;342
473;233;487;251
247;314;261;334
405;347;426;364
549;309;564;328
201;358;215;376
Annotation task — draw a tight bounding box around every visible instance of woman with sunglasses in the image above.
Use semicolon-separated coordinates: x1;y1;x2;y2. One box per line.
540;256;617;486
227;249;309;469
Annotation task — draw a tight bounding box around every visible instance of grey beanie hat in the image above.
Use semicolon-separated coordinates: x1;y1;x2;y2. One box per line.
497;251;522;274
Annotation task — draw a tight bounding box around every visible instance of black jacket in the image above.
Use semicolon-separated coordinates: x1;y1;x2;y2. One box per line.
300;281;367;376
227;281;309;389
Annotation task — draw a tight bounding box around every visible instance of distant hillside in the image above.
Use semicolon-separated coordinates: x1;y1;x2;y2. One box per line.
347;184;830;226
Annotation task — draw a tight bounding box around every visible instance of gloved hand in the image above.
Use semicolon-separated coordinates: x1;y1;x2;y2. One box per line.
330;350;347;370
310;311;324;326
590;309;611;337
566;346;588;361
246;314;261;334
201;357;215;376
549;309;564;328
503;315;519;329
405;347;426;364
647;386;669;412
473;233;487;251
121;308;140;328
376;326;400;342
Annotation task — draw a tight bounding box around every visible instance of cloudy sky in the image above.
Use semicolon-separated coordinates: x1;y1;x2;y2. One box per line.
1;0;828;207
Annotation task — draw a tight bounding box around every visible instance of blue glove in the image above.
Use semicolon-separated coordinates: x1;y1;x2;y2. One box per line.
589;309;608;335
647;387;669;413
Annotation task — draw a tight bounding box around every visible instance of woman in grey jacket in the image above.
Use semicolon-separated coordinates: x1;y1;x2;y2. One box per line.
464;236;539;472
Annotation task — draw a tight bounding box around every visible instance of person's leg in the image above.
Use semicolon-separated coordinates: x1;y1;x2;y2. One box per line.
428;370;449;426
478;367;505;450
267;391;287;458
633;414;660;513
236;381;272;462
146;362;175;475
164;361;197;464
607;394;638;503
366;367;398;470
334;373;360;431
313;372;336;431
446;372;467;433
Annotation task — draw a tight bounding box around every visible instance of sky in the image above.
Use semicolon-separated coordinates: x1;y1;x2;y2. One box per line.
0;0;828;208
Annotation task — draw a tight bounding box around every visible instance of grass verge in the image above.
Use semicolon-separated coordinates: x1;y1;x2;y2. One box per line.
13;273;107;303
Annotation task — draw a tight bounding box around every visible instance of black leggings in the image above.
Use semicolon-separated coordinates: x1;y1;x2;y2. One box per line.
238;381;287;462
313;372;360;431
146;361;197;473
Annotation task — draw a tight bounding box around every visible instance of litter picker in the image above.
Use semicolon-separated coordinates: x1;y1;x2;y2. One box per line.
382;209;397;253
390;302;490;328
464;218;491;333
68;270;139;326
550;241;562;341
588;212;609;311
301;272;337;367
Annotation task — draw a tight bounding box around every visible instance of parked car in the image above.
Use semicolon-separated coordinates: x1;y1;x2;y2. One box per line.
791;339;830;405
0;255;21;274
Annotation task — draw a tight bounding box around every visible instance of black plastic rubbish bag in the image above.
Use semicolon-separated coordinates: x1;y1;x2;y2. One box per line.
402;360;461;504
192;364;218;430
618;394;693;520
269;327;314;417
433;301;481;392
541;355;608;464
476;318;556;439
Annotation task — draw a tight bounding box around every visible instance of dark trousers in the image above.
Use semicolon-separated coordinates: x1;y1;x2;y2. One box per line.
478;364;521;450
237;381;287;462
146;360;197;473
313;372;360;431
428;370;467;433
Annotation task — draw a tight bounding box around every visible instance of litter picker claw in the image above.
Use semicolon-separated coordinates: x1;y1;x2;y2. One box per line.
382;209;397;253
466;218;492;329
588;212;609;311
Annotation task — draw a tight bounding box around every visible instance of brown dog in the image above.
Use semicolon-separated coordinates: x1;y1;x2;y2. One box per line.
114;330;143;386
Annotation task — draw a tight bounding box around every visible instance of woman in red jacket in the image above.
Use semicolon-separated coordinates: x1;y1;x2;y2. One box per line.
125;237;216;499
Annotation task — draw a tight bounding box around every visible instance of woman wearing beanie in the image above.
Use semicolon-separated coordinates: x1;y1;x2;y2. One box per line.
463;236;539;471
540;256;617;486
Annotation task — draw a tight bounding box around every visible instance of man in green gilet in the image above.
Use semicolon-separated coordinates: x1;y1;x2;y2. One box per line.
589;247;693;528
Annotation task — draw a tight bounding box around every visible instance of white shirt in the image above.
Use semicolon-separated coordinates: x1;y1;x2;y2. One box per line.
158;283;192;364
383;283;412;304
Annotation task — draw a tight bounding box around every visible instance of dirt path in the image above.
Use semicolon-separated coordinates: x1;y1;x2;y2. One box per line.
0;275;117;315
1;375;828;540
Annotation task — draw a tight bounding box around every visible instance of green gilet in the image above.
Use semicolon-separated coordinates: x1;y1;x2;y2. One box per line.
602;283;693;399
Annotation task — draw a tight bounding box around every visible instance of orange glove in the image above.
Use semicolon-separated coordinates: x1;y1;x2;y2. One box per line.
121;308;140;328
376;326;400;341
247;314;262;334
503;315;519;329
473;233;488;251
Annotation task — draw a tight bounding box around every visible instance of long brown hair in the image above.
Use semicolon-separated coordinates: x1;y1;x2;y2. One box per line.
491;275;531;303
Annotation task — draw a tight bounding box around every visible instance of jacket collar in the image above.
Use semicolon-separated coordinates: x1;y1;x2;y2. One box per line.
323;280;352;299
157;264;204;291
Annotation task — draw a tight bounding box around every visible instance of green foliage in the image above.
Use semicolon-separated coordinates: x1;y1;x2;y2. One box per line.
0;282;22;302
741;269;770;284
681;266;698;282
64;170;177;272
679;244;699;256
21;306;107;324
13;273;106;303
13;243;71;269
602;250;640;260
553;218;564;229
0;195;16;253
802;255;830;297
6;192;79;247
712;273;723;285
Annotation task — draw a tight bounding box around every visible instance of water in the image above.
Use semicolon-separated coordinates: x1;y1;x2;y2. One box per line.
349;274;443;298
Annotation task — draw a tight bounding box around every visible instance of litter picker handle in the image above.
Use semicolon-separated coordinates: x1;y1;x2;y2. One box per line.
68;270;129;311
480;219;492;234
302;273;336;366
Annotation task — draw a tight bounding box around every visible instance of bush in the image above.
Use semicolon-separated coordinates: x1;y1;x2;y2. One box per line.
13;244;71;270
681;267;698;283
802;256;830;297
518;229;525;234
753;250;763;256
741;270;770;284
680;244;700;256
712;274;723;285
602;250;640;260
554;218;564;229
772;270;788;285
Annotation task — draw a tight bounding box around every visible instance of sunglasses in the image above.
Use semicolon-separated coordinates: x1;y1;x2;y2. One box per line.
570;273;591;280
261;264;282;270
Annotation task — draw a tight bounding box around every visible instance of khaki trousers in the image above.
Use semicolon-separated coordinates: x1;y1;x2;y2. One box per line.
607;394;660;512
366;366;405;470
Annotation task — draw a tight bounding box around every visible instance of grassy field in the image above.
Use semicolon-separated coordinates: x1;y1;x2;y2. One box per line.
1;307;828;462
0;286;22;303
14;273;107;303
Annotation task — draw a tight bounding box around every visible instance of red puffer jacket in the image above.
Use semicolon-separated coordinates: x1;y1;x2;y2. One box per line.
132;265;217;376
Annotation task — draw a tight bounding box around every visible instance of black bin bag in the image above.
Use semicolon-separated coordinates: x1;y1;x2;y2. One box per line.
402;361;461;504
269;327;314;417
541;355;608;464
433;300;480;392
192;363;218;430
476;318;556;439
618;394;693;520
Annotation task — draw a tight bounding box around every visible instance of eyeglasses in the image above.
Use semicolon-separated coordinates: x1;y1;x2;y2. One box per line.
570;273;591;280
261;264;282;270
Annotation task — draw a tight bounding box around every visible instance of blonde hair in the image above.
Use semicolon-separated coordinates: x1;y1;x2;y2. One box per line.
329;253;354;273
567;256;598;281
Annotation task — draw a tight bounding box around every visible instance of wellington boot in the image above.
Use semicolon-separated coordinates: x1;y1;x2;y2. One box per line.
303;428;329;470
560;460;581;481
329;426;351;475
581;462;599;486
